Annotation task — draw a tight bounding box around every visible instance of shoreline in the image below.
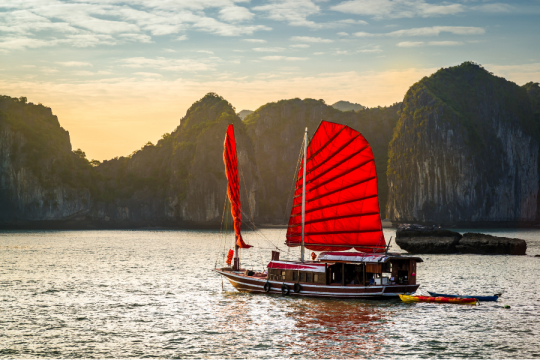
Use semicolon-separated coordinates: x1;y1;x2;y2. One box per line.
1;220;540;231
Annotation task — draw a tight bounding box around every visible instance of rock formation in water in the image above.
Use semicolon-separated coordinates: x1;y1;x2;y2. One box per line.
396;224;527;255
0;96;96;225
387;62;539;225
244;99;399;223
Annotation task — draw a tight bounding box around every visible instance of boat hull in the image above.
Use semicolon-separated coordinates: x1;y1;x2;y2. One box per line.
215;268;420;299
400;294;477;305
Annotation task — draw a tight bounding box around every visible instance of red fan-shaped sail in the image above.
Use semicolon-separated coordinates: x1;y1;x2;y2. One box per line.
286;121;386;252
224;124;251;249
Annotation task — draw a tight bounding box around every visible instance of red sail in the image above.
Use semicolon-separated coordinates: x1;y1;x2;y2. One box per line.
286;121;386;252
223;124;251;249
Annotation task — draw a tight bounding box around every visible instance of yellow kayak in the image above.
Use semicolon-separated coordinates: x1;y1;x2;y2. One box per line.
400;294;477;305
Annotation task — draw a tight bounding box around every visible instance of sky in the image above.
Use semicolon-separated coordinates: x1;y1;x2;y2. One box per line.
1;0;540;161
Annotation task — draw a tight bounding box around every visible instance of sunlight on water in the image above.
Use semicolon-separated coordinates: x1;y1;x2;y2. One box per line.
1;229;539;358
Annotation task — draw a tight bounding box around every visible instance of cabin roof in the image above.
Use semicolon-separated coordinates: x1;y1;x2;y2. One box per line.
267;261;326;273
318;251;423;263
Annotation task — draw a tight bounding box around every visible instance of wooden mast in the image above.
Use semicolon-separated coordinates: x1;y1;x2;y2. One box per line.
301;127;307;263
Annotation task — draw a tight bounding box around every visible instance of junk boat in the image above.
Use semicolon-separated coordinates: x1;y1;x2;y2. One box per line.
215;121;423;299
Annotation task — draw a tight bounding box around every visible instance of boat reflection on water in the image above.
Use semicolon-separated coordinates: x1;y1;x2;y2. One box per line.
283;299;390;358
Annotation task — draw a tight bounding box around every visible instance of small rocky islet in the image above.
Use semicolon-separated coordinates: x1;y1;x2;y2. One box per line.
395;224;527;255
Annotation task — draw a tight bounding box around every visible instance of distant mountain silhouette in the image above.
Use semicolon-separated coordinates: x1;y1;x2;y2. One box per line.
237;110;253;120
331;101;365;112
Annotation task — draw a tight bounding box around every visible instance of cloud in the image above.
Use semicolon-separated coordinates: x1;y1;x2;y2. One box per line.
290;36;334;43
0;0;271;52
472;3;513;13
357;45;382;53
72;71;96;76
397;41;424;47
337;19;369;25
57;61;93;67
0;36;60;51
253;47;286;52
196;50;214;54
337;32;349;36
133;72;163;77
253;0;322;28
243;39;267;43
218;6;254;22
397;40;464;47
260;56;308;61
355;26;485;37
332;0;464;18
119;57;215;72
176;35;188;41
40;67;59;74
428;41;463;46
290;44;310;48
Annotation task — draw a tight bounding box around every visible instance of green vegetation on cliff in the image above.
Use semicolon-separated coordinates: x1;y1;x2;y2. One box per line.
92;92;259;224
0;95;97;192
387;62;539;223
245;98;399;221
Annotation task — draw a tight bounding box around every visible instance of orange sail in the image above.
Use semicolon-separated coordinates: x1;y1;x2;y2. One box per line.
223;124;252;249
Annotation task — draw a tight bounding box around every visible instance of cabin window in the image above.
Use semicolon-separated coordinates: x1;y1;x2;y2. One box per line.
293;271;298;281
306;273;312;282
300;272;305;282
281;271;286;280
314;274;319;283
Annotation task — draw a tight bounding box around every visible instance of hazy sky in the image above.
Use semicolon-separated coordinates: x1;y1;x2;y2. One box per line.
1;0;539;160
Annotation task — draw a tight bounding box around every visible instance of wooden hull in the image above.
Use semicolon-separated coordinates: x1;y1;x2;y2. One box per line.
215;268;420;299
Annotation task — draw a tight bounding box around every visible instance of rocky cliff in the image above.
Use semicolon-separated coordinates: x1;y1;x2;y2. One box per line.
244;99;399;223
89;93;260;227
0;96;95;224
387;62;539;225
0;93;260;228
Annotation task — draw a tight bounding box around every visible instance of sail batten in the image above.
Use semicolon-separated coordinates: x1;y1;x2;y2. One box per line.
223;124;251;250
288;212;381;227
286;121;386;253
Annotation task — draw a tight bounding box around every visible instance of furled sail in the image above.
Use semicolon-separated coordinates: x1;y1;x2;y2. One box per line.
286;121;386;252
223;124;252;249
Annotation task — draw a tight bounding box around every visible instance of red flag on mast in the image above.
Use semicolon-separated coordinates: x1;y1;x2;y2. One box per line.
223;124;252;249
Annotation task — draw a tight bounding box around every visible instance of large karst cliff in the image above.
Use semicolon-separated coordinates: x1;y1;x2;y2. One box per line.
0;96;95;224
91;93;260;227
0;94;259;228
386;62;539;224
3;64;540;229
244;99;399;223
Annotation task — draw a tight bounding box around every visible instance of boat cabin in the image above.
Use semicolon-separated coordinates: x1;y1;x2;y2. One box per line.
267;251;423;286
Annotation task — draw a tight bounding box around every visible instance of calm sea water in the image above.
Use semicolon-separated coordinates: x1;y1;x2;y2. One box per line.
1;228;539;359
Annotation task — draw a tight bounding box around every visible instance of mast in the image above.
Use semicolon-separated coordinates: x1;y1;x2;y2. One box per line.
234;224;239;270
301;127;307;262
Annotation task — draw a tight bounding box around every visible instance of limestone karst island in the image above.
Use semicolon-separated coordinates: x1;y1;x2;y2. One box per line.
2;63;539;232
